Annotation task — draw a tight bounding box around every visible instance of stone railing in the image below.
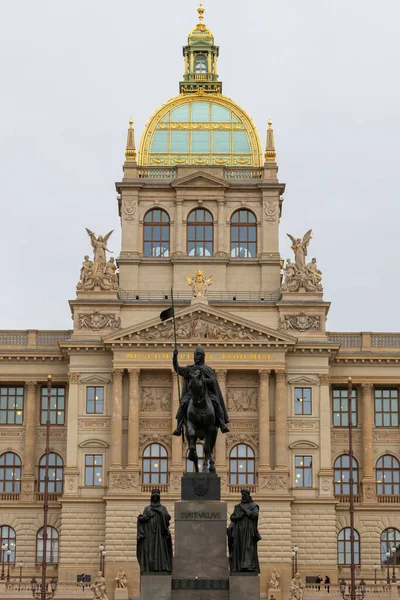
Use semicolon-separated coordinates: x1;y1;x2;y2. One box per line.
37;331;72;345
141;484;169;494
224;168;263;180
0;493;20;501
138;168;177;179
228;484;257;495
377;494;400;504
35;493;61;502
0;330;71;348
0;332;28;345
328;333;362;348
328;331;400;352
371;334;400;348
120;289;281;302
335;494;362;504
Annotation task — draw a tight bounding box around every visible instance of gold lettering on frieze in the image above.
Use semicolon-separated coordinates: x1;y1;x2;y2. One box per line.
125;352;271;362
0;432;21;438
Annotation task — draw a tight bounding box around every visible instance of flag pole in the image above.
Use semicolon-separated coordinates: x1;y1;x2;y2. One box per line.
171;288;183;440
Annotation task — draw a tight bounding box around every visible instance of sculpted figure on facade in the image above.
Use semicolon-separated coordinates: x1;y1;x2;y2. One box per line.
77;229;119;291
90;571;108;600
227;488;261;573
282;230;323;293
115;568;127;589
187;270;213;297
137;489;173;573
279;313;321;333
269;568;280;589
227;388;258;412
290;573;305;600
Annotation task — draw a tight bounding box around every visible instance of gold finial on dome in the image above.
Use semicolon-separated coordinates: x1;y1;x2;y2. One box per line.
264;119;277;163
198;2;205;23
125;118;137;163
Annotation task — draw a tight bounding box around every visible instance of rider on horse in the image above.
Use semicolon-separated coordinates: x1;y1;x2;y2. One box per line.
172;346;230;436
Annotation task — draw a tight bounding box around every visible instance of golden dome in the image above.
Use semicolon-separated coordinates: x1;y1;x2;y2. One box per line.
188;3;214;43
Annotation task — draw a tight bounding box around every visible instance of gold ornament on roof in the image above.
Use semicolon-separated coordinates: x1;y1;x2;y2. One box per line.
125;118;137;163
188;2;214;41
264;119;276;163
187;270;213;298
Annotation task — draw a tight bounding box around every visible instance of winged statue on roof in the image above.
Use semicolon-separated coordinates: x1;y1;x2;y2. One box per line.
287;229;313;271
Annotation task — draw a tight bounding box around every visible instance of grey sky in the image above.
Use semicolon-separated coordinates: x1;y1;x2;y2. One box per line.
1;0;399;332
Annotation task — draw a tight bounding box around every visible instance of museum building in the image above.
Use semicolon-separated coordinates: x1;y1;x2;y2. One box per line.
0;5;399;598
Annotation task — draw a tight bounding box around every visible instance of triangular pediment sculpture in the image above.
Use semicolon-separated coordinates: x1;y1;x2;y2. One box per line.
171;171;229;189
103;305;297;346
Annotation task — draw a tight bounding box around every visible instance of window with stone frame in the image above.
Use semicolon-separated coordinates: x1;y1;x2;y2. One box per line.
187;209;214;257
84;454;103;487
374;389;399;427
376;455;400;496
143;209;170;258
142;443;168;485
294;387;312;415
0;452;21;493
36;527;59;563
380;528;400;565
0;526;16;563
39;453;64;494
332;387;357;427
86;386;104;414
229;444;255;486
295;456;313;488
0;386;24;425
230;209;257;258
334;454;359;496
40;385;65;425
337;528;360;565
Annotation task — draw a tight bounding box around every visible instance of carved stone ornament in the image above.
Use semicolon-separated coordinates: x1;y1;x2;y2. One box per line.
141;388;171;412
76;228;119;292
140;433;171;451
68;372;80;384
320;477;333;493
122;198;137;221
319;374;330;386
187;270;213;298
227;433;259;452
130;314;268;342
109;472;137;490
65;476;78;493
281;230;323;293
170;473;181;492
264;201;278;222
78;311;121;331
260;473;286;491
227;388;258;412
279;313;321;333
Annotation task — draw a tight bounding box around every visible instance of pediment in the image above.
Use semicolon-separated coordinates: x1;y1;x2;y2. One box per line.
171;171;229;189
289;440;319;450
287;375;320;386
80;375;111;384
79;439;109;449
104;304;297;346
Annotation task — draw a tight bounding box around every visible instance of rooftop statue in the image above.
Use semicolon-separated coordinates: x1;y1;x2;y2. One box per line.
77;229;119;292
187;270;213;298
281;230;323;293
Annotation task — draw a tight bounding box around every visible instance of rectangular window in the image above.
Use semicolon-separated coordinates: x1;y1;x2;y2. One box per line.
233;131;250;153
150;130;168;153
192;102;210;122
295;456;313;488
170;131;189;153
294;388;312;415
375;389;399;427
332;388;357;427
191;131;210;153
85;455;103;486
212;131;230;153
86;387;104;414
0;387;24;425
41;386;65;425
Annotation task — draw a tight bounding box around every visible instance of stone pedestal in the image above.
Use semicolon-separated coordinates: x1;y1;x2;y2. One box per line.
230;574;260;600
267;588;282;600
141;574;171;600
114;588;129;600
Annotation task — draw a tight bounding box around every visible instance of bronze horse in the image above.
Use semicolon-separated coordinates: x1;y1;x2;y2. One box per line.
185;369;218;473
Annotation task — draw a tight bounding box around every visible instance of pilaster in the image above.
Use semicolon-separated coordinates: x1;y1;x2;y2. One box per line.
217;199;227;256
215;370;228;480
175;200;184;255
110;369;124;469
258;370;271;473
361;382;376;503
21;381;37;501
64;372;80;497
127;369;140;473
318;374;334;497
275;370;288;471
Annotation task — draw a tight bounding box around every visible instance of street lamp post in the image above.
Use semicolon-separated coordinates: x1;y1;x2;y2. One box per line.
391;546;397;583
373;563;378;586
293;545;299;574
386;551;391;585
291;550;296;578
6;550;11;583
31;375;57;600
19;561;23;584
0;544;7;580
102;551;107;576
99;545;105;574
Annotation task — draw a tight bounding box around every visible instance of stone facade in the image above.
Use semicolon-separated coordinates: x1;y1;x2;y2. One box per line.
0;6;399;600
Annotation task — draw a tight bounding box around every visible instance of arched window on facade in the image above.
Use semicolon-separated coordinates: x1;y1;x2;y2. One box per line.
229;444;255;486
334;455;359;496
0;452;21;493
187;209;213;257
230;210;257;258
376;455;400;496
381;528;400;565
36;527;59;564
194;54;207;74
39;453;64;494
186;443;204;473
0;526;16;563
142;444;168;485
337;528;360;566
143;209;170;258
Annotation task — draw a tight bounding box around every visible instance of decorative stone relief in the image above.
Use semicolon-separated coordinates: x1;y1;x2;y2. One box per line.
229;420;258;431
288;420;319;431
264;201;277;222
227;388;258;412
141;389;171;412
139;433;171;451
170;473;181;492
122;199;137;221
227;433;259;452
68;372;80;384
320;477;333;494
22;482;34;496
260;473;286;491
65;476;78;494
279;313;321;332
140;419;170;431
78;418;111;431
78;312;121;331
109;472;137;490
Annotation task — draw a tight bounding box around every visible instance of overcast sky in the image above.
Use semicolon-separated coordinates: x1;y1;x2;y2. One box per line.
1;0;399;332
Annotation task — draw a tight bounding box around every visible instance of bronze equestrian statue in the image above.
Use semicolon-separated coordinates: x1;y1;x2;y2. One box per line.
172;346;230;473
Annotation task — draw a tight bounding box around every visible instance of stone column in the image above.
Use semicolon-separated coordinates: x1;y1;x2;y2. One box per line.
64;372;80;496
215;370;228;479
127;369;140;470
217;199;226;255
110;369;124;469
258;370;271;471
275;370;288;470
361;383;376;502
175;200;183;255
207;52;212;73
319;375;334;497
21;381;37;500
